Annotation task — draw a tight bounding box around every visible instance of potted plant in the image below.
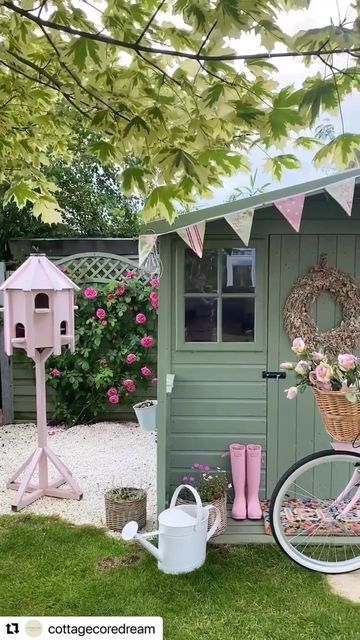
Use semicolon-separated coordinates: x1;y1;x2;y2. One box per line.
133;399;157;431
105;487;146;532
178;464;229;537
281;337;360;443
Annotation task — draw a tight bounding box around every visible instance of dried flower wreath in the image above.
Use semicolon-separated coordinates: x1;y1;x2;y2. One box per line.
283;254;360;356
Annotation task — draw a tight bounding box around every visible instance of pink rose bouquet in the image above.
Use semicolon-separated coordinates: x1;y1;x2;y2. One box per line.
281;338;360;403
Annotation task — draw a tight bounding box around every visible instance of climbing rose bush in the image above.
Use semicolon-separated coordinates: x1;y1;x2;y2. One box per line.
47;273;158;424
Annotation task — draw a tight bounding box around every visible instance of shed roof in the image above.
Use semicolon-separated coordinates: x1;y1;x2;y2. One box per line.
0;254;80;291
143;166;360;236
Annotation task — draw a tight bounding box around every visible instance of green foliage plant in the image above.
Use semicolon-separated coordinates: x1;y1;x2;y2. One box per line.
47;270;159;424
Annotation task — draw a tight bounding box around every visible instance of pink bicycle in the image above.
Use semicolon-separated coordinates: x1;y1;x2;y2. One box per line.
270;442;360;574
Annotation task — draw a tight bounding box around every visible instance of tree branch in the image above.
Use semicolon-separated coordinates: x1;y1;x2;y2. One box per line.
1;54;92;119
4;1;360;63
197;21;217;55
136;0;166;45
38;24;131;122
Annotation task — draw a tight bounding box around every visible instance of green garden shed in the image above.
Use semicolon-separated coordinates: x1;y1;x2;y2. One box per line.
146;167;360;543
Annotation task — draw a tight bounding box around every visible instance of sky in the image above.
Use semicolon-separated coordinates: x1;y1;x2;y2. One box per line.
204;0;360;205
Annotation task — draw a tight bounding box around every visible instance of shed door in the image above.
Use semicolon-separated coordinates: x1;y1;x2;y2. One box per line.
169;238;268;498
266;233;360;495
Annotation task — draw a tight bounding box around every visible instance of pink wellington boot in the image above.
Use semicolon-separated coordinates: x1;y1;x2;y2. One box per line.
246;444;263;519
229;444;246;520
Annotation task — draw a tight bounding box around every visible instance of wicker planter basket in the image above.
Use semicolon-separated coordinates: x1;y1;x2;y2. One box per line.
177;492;227;537
313;387;360;442
105;488;146;532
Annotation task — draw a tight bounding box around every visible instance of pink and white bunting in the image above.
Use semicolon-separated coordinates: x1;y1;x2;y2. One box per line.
325;178;355;216
138;234;158;267
225;209;254;246
274;194;305;232
177;221;205;258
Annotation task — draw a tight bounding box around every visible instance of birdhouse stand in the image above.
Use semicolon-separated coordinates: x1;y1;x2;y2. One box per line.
0;254;83;511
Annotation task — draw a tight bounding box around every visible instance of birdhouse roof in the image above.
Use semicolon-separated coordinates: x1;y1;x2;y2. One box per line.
0;255;80;291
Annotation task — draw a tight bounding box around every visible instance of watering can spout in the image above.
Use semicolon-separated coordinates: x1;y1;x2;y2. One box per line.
122;521;161;562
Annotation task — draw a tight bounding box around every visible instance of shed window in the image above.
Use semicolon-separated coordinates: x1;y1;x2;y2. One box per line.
35;293;49;309
60;321;67;335
15;323;25;338
184;248;256;343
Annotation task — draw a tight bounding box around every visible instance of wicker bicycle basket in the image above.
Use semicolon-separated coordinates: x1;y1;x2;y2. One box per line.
177;492;227;537
105;488;146;532
313;387;360;442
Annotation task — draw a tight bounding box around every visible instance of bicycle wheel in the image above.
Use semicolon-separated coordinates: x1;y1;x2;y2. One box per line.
270;450;360;573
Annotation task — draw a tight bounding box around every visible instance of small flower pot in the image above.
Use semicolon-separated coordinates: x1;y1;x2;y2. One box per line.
105;487;146;532
133;400;157;431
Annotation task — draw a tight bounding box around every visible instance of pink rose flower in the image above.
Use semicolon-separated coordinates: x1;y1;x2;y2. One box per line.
101;320;107;326
151;377;158;385
309;371;318;385
338;353;357;371
312;351;324;361
117;285;126;296
50;368;61;377
291;338;305;355
123;379;135;392
126;270;137;279
135;313;147;325
285;386;298;400
140;366;152;377
150;278;160;289
96;308;106;320
107;387;118;397
140;336;154;348
315;363;333;383
150;290;159;310
84;287;97;300
126;353;137;365
108;394;119;404
127;383;136;393
280;362;294;370
107;293;116;301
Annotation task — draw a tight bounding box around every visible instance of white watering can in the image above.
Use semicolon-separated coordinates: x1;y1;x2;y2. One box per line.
122;484;221;575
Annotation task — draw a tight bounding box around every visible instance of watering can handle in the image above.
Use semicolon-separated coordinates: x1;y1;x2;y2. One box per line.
170;484;203;528
206;506;221;542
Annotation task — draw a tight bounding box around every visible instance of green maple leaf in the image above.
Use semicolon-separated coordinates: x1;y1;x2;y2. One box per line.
4;182;38;208
314;133;360;168
267;87;303;141
295;136;323;150
122;166;149;195
299;78;339;125
142;185;180;222
124;116;150;137
67;38;102;71
264;154;301;180
88;140;116;163
234;101;265;125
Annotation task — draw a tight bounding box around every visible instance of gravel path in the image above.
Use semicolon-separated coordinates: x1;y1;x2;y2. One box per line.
0;422;156;529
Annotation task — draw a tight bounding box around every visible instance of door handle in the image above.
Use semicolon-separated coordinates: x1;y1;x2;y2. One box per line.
262;371;286;380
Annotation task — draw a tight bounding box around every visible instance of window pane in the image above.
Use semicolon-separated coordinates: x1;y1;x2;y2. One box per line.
222;248;255;293
222;298;254;342
185;298;217;342
185;249;218;293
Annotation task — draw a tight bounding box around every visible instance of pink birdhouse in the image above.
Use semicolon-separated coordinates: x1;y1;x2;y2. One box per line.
0;254;82;511
0;254;79;359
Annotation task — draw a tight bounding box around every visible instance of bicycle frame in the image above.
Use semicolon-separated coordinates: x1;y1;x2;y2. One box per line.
331;442;360;517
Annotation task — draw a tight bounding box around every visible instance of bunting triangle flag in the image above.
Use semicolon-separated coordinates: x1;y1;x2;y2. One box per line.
177;221;205;258
138;234;158;267
225;209;254;246
274;194;305;232
325;178;355;216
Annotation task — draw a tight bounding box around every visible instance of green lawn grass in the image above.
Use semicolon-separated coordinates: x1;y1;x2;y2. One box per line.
0;514;359;639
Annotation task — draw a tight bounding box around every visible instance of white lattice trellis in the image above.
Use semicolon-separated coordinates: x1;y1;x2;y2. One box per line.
55;252;148;284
